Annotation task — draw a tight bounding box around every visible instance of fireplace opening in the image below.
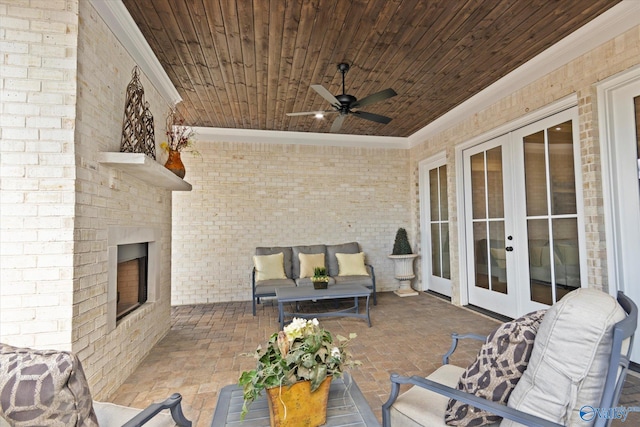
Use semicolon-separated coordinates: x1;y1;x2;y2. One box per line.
116;243;148;321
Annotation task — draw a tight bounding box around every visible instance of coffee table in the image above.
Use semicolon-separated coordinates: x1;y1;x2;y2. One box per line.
211;373;380;426
275;284;372;329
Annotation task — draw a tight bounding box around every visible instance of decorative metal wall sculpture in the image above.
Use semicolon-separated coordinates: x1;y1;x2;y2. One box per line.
120;66;156;159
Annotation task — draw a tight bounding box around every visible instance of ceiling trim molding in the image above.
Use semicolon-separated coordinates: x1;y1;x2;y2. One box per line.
88;0;182;106
407;0;640;148
194;127;409;149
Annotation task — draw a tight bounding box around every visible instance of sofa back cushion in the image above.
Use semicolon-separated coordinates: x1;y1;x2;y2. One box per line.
326;242;360;277
0;343;99;427
298;253;326;278
501;288;626;427
256;246;293;279
291;245;326;279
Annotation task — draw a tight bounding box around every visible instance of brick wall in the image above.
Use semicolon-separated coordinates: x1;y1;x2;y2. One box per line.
409;25;640;304
171;141;411;305
1;0;175;400
1;0;78;349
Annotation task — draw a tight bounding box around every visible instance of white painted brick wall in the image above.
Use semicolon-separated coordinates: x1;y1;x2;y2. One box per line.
1;0;78;350
171;142;411;305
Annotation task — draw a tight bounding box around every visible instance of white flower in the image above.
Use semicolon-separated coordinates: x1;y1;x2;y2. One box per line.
331;347;341;359
284;317;308;341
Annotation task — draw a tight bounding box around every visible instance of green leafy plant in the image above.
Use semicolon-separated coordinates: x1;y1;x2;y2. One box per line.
312;267;328;281
238;318;360;419
392;227;413;255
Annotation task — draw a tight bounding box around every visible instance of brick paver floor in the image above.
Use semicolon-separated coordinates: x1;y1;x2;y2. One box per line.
106;291;640;427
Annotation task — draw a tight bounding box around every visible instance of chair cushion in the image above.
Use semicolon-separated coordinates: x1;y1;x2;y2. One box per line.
0;343;99;427
326;242;360;276
291;245;326;279
298;252;325;278
336;252;369;276
390;365;501;427
445;310;546;426
255;246;293;278
501;288;626;427
253;253;287;281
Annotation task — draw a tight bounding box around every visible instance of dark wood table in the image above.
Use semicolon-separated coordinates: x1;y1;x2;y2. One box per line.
275;284;373;329
211;373;380;426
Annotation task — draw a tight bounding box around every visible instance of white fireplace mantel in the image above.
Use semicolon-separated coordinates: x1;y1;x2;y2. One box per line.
98;152;192;191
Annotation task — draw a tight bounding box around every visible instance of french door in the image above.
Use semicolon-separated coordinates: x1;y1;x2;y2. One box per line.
419;154;451;296
463;108;584;317
600;71;640;362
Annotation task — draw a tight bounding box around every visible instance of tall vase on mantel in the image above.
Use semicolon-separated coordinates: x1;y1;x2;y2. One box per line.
164;149;186;178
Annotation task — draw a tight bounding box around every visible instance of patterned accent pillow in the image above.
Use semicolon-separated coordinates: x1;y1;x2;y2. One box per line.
0;344;99;427
444;310;546;426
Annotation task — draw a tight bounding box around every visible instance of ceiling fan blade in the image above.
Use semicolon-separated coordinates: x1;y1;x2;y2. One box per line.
351;88;397;109
330;114;347;133
311;84;340;106
286;110;337;117
352;110;392;125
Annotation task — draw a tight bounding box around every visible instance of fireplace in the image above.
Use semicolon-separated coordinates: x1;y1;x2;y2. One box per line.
116;243;148;320
108;226;159;331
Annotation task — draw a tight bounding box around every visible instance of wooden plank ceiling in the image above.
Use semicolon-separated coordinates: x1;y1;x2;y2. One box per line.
123;0;621;138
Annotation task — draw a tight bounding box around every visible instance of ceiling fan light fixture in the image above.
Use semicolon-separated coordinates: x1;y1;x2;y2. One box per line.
315;112;324;119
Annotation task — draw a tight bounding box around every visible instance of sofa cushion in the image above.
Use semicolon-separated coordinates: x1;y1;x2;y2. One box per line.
0;343;99;427
333;273;373;287
336;252;369;276
256;246;293;279
295;277;336;287
92;401;175;427
444;310;545;426
253;253;287;281
253;278;296;295
326;242;360;277
501;288;626;427
298;252;325;278
291;245;326;279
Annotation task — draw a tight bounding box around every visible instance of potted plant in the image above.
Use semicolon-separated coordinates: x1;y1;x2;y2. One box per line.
238;318;359;426
388;228;419;296
311;266;329;289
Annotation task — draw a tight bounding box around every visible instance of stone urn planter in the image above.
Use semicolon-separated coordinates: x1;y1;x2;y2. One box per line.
388;254;419;297
389;228;419;297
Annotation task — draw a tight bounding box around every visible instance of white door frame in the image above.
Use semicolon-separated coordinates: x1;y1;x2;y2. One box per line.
455;95;578;310
419;152;451;296
598;65;640;298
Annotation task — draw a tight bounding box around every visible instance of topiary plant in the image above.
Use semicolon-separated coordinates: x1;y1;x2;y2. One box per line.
392;228;413;255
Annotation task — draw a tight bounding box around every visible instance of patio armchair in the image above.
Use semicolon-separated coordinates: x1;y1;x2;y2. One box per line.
382;289;637;427
0;344;191;427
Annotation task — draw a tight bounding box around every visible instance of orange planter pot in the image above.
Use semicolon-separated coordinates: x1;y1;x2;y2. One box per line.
265;376;331;427
164;149;186;178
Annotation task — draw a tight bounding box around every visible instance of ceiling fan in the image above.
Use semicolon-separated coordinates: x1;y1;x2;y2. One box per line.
287;63;397;133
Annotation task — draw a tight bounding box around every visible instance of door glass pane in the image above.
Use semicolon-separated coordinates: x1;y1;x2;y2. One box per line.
549;121;577;215
442;222;450;279
553;218;580;300
471;153;487;219
486;147;504;218
431;223;441;277
473;222;489;290
524;130;548;216
489;221;507;294
430;168;439;220
528;219;552;304
439;166;448;218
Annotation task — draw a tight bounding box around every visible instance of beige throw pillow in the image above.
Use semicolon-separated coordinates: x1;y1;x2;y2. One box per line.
336;252;368;276
253;252;287;281
299;253;325;278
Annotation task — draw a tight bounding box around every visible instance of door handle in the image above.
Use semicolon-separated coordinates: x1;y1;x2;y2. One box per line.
505;246;514;252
